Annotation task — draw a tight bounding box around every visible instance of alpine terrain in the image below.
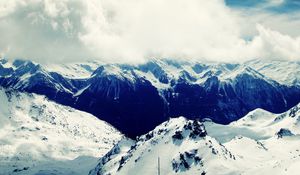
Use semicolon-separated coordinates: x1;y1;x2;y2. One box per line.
0;88;122;175
1;0;300;174
90;102;300;175
0;59;299;137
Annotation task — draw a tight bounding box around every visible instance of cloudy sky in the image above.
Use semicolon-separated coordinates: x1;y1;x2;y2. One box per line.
0;0;300;63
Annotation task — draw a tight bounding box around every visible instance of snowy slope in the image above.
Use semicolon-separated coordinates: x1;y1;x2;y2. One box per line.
91;103;300;175
43;61;103;79
223;103;300;175
0;88;122;175
205;104;300;143
205;103;300;175
247;59;300;87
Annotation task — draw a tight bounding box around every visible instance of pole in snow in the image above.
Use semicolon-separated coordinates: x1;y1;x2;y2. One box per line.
158;157;161;175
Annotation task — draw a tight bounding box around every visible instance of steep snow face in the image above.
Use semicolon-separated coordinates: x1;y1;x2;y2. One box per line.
0;88;122;175
92;103;300;175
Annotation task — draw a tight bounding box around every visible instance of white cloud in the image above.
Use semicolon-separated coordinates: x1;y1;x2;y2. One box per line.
252;24;300;61
0;0;300;63
267;0;285;6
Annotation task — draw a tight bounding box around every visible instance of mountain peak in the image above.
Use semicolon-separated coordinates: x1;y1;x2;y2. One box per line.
90;117;238;175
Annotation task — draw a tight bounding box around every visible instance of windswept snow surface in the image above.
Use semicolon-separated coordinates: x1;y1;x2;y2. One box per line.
91;103;300;175
0;88;122;175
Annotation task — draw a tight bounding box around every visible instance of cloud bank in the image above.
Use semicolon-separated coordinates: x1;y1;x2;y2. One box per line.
0;0;300;63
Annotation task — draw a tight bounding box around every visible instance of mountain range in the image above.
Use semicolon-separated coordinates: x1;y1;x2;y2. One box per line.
1;58;299;137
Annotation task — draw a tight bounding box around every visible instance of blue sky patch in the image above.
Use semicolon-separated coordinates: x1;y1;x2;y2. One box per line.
226;0;300;13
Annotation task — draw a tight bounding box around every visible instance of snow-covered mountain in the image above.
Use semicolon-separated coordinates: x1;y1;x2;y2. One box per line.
0;58;300;137
89;117;234;175
90;102;300;175
0;88;122;175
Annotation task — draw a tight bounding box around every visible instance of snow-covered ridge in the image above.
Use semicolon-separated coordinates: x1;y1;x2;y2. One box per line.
1;58;299;88
0;88;123;175
91;102;300;175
